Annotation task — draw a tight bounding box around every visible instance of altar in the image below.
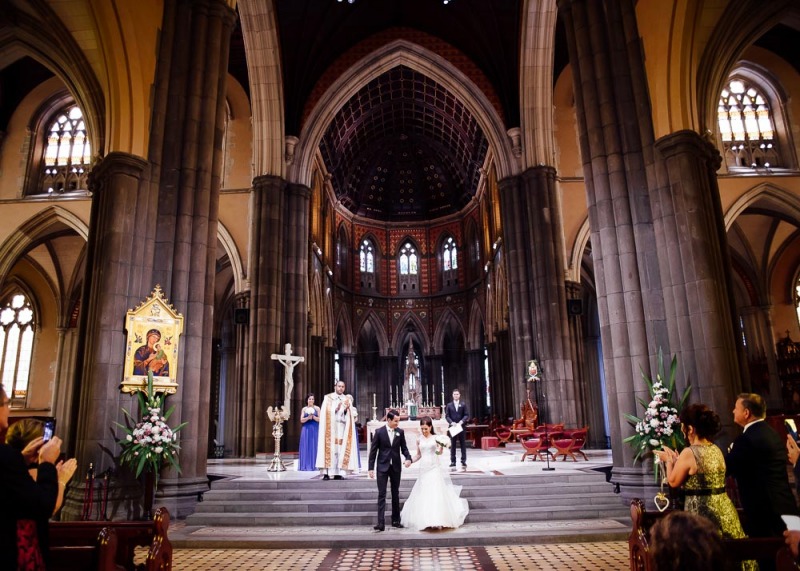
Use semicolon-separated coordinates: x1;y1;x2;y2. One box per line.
366;419;449;451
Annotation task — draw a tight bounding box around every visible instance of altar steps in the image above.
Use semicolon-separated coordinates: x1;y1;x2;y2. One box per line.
184;470;629;529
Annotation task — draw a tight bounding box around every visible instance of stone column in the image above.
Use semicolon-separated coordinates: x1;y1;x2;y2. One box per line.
465;349;486;420
64;152;152;520
558;0;664;478
227;292;249;457
248;175;286;454
282;183;311;451
737;305;781;407
146;0;236;516
565;281;589;427
653;131;741;417
498;166;577;425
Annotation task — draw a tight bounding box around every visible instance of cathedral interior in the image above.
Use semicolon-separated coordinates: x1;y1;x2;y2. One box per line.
1;0;799;517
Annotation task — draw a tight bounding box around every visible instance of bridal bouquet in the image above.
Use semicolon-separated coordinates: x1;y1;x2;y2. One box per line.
434;434;451;455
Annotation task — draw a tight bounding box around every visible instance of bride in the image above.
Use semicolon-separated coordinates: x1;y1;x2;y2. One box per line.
400;416;469;530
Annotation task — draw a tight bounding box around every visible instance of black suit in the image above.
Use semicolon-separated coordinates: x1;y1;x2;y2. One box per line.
726;420;798;538
368;425;412;526
446;400;469;465
0;443;59;568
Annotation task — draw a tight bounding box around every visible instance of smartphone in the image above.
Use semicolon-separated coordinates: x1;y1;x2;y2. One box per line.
786;419;798;441
42;418;56;443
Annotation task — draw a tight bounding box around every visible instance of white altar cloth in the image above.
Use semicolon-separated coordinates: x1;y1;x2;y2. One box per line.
366;419;449;452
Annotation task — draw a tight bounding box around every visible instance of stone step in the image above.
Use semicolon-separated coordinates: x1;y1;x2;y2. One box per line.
198;481;613;502
192;492;620;514
186;503;630;527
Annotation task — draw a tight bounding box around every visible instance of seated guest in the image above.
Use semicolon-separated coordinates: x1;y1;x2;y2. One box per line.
1;387;77;569
650;511;729;571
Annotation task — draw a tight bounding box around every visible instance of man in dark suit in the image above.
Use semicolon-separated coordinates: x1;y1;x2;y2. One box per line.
726;393;798;540
446;389;469;468
368;410;412;531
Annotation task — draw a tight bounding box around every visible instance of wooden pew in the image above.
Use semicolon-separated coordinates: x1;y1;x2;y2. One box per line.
628;499;794;571
48;506;172;571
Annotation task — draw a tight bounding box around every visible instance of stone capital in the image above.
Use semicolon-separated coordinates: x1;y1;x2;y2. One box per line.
654;129;722;171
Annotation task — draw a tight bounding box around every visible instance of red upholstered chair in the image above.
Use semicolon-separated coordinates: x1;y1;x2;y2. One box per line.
520;436;553;462
494;425;513;447
552;428;588;461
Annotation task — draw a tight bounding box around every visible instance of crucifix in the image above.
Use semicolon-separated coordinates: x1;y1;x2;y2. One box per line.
267;343;304;472
270;343;305;416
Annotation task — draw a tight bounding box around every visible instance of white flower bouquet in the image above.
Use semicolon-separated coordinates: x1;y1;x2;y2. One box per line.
434;434;451;455
623;349;691;479
115;371;187;489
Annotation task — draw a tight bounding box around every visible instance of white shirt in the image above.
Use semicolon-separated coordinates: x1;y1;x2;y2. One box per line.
388;427;395;444
741;418;764;433
454;401;460;408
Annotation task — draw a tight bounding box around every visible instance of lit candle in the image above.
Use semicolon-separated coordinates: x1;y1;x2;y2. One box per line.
373;393;376;408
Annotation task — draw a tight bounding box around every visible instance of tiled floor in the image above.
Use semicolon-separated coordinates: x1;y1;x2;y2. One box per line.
167;543;629;570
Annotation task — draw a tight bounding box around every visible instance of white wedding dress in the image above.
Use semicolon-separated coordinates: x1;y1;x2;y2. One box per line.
400;434;469;530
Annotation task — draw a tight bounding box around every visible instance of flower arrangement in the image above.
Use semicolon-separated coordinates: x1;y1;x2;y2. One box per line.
623;349;691;476
434;434;451;455
115;371;187;490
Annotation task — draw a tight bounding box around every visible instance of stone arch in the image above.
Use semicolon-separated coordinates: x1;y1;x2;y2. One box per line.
467;300;485;351
357;310;390;357
391;311;431;356
237;0;285;178
0;206;89;288
433;307;467;354
724;183;800;230
568;218;592;284
288;39;518;188
335;307;354;354
519;0;557;167
0;6;105;158
696;0;795;134
217;221;246;295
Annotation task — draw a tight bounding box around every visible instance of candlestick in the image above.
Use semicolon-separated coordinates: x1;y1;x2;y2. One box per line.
373;392;376;408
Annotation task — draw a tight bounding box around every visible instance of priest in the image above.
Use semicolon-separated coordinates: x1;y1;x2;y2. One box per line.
316;380;360;479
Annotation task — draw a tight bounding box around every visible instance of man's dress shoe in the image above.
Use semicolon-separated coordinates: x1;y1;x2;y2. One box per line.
373;525;384;532
333;475;344;480
322;474;330;480
392;522;404;528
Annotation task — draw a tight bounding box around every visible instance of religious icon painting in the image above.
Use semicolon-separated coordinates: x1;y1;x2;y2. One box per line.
121;285;184;396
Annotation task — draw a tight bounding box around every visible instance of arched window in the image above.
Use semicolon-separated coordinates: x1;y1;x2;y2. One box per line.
398;241;419;292
718;78;779;169
0;292;36;407
38;104;92;195
442;236;458;289
359;238;378;292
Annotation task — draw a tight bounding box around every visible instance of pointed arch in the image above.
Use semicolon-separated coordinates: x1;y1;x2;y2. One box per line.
217;221;246;294
357;310;390;357
569;218;592;283
0;207;89;288
493;258;509;333
433;308;467;354
724;182;800;230
288;39;517;188
467;300;485;351
335;307;354;354
391;311;430;355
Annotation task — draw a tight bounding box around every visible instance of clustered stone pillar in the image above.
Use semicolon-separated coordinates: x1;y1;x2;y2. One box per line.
282;183;311;451
146;0;236;516
498;166;578;426
227;292;250;457
65;152;152;519
560;0;743;499
249;175;286;454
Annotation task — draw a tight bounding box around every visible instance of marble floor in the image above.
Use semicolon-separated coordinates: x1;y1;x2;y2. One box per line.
164;445;629;569
166;543;629;570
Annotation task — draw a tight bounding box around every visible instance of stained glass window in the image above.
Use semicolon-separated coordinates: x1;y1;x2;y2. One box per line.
40;104;91;194
718;79;778;169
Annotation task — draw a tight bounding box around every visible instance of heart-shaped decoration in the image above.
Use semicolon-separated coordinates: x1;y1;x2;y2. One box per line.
654;492;669;513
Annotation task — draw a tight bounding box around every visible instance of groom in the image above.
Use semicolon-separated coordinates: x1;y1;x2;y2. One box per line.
368;410;412;531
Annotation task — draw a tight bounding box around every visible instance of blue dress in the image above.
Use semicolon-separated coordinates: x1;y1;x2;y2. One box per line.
298;407;319;471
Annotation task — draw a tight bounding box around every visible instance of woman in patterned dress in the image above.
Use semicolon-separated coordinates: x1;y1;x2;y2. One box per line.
655;404;755;570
